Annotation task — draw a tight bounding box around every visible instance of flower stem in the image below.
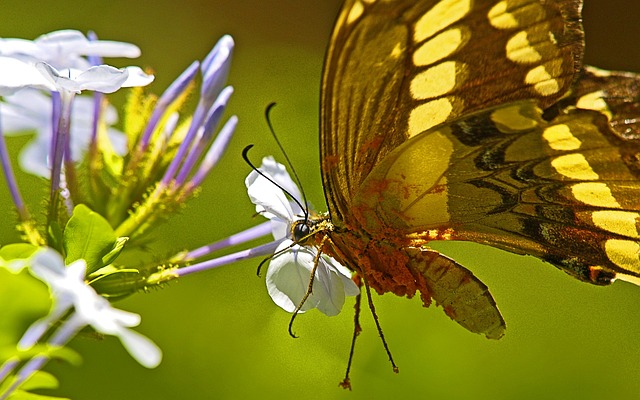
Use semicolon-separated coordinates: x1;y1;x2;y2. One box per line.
0;110;29;222
175;221;272;262
176;240;280;277
0;314;84;400
48;90;75;226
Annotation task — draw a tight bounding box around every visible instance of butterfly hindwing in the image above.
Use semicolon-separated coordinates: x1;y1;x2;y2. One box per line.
354;89;640;285
406;247;506;339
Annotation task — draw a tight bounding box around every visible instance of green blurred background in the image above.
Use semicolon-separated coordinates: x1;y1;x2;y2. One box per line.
2;1;640;399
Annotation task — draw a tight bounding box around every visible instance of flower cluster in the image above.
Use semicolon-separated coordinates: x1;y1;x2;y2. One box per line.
0;30;239;398
0;29;358;400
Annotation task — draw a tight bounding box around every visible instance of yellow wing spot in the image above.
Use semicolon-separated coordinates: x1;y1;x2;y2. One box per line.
525;63;561;96
488;0;546;30
571;183;621;208
414;0;471;43
346;1;365;25
543;124;582;151
410;61;465;100
408;98;454;137
490;104;538;132
488;1;516;29
576;91;612;120
592;211;640;239
605;239;640;275
506;31;541;63
413;27;466;66
551;154;599;180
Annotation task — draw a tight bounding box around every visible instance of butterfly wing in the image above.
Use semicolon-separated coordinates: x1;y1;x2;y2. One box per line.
320;0;584;226
354;68;640;286
320;0;590;336
406;247;506;339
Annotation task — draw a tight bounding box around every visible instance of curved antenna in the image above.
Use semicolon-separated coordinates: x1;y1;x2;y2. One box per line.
264;103;309;221
242;144;307;218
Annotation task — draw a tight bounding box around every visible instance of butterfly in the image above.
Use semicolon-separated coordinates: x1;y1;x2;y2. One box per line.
297;0;640;378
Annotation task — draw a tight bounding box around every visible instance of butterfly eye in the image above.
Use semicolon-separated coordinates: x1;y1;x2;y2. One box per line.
292;222;311;242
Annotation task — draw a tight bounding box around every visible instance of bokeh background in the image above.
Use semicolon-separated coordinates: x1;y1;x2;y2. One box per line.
2;1;640;399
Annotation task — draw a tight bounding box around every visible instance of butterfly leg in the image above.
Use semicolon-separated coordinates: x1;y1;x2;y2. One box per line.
287;235;329;338
339;290;362;391
361;269;400;373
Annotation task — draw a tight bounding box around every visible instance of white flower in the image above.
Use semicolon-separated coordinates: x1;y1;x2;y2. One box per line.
0;29;153;95
0;57;55;95
246;156;303;240
1;89;126;177
22;248;162;368
267;240;359;316
0;29;141;70
245;157;359;316
35;62;154;94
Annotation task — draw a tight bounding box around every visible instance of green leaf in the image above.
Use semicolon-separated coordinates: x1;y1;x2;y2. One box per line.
21;371;59;391
46;223;63;255
7;391;70;400
0;344;82;367
0;244;38;273
88;265;141;299
46;346;82;367
101;237;129;266
4;370;70;399
0;244;38;261
62;205;117;274
0;269;50;349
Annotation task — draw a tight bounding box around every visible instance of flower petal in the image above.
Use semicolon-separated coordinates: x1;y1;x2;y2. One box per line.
0;57;56;95
246;167;295;225
265;241;356;316
323;254;360;297
75;65;129;93
30;248;68;278
18;136;52;177
258;156;303;214
265;241;319;313
34;30;142;64
200;35;234;105
120;66;154;87
114;326;163;368
313;265;347;317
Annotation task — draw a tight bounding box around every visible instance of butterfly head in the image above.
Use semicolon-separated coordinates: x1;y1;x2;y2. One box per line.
290;212;333;247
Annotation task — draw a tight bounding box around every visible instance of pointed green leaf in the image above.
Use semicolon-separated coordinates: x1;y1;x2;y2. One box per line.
63;205;116;273
0;244;38;273
101;237;129;266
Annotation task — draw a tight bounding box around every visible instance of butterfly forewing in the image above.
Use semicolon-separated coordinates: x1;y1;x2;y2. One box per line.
321;0;584;227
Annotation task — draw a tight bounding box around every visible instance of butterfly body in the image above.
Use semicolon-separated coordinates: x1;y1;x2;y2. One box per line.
314;0;640;339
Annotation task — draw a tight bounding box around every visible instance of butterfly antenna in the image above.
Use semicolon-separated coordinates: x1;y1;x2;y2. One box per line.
242;144;307;215
265;103;310;220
